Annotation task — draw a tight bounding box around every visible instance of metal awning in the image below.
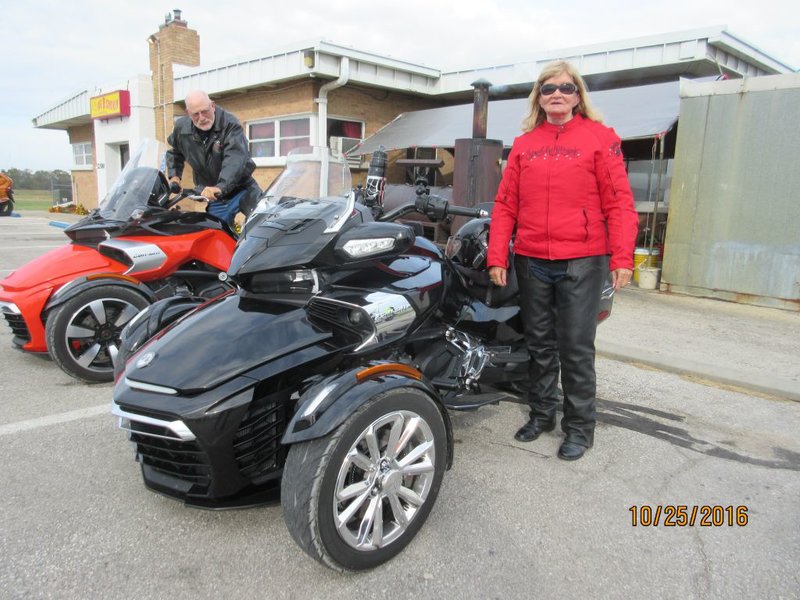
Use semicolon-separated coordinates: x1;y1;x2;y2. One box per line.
353;80;681;155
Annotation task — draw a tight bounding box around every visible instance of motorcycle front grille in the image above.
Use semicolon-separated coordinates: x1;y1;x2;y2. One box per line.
129;422;211;488
1;313;31;345
233;391;286;485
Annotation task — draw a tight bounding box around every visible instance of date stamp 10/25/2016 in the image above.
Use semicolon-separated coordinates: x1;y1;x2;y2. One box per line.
629;505;749;527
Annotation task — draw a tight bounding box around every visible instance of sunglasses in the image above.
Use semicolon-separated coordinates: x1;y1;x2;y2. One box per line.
539;83;578;96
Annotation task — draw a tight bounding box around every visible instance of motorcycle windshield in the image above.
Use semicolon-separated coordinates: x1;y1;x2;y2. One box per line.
231;147;354;274
247;147;352;231
95;139;168;222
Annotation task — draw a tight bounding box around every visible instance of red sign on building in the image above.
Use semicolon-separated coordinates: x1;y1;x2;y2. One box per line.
90;90;131;120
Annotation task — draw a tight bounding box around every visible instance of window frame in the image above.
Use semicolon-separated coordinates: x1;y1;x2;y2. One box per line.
72;142;94;170
248;114;313;167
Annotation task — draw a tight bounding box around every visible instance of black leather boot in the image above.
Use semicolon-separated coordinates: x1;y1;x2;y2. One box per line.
514;418;556;442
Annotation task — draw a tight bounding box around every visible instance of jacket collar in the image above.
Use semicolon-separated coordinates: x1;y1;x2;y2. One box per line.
539;113;585;133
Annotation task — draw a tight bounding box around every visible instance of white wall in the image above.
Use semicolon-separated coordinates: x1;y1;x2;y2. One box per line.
93;75;156;200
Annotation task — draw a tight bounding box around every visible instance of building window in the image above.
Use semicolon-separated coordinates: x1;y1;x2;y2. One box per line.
73;142;93;167
248;117;311;158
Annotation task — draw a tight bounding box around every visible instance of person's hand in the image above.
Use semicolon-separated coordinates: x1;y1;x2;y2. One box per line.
168;177;182;194
488;266;507;287
611;268;633;290
201;186;222;201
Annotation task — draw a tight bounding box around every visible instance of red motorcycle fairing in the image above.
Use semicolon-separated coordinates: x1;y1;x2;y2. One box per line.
97;230;236;278
0;245;125;351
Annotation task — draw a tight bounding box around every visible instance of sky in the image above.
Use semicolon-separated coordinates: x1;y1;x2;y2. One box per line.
1;0;798;171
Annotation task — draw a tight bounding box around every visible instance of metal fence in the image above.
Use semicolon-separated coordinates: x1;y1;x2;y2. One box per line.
50;183;73;206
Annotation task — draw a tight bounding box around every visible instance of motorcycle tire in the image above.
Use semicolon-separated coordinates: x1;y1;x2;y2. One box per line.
0;200;12;216
281;387;447;571
45;285;150;383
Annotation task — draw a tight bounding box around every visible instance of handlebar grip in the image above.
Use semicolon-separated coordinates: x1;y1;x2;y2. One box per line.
446;204;489;218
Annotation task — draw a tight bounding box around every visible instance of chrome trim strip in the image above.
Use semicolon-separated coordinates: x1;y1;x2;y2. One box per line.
111;401;196;442
124;377;178;395
98;239;168;275
0;301;21;315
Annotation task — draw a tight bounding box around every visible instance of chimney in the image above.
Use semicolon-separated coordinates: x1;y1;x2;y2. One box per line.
148;10;200;142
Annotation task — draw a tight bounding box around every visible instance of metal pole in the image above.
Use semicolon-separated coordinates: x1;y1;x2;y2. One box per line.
647;134;666;254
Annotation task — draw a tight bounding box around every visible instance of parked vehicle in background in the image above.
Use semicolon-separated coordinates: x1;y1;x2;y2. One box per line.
0;172;14;216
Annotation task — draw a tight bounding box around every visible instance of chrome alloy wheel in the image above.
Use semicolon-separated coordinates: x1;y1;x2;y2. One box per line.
332;410;436;551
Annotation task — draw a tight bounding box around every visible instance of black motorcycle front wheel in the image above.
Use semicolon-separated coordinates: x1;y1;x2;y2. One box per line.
281;387;447;571
45;285;150;382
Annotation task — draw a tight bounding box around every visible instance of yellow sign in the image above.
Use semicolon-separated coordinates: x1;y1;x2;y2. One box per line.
90;90;131;120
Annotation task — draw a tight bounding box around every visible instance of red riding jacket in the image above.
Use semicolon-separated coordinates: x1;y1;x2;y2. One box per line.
487;114;639;272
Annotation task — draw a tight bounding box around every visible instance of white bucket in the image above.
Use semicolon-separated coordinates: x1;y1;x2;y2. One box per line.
633;247;660;282
638;267;661;290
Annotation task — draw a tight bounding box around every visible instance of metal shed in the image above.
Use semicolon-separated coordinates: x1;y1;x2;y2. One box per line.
662;73;800;310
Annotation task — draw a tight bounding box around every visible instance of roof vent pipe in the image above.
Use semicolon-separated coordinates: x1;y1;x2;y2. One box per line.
471;78;491;139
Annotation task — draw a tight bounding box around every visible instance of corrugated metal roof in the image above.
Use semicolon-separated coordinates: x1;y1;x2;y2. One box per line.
32;89;95;130
354;80;681;154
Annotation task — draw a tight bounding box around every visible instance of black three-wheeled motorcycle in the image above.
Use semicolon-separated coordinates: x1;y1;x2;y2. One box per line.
111;147;613;571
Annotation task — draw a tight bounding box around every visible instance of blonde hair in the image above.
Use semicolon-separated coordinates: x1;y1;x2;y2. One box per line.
521;60;603;132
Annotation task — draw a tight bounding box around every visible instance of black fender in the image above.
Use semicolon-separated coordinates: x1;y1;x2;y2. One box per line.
45;274;157;313
282;362;454;469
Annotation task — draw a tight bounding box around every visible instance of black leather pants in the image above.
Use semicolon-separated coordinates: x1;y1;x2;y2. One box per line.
514;254;609;448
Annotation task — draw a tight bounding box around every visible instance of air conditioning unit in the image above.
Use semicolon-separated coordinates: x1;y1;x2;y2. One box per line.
329;136;363;167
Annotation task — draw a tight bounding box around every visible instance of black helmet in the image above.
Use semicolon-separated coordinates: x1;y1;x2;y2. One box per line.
447;217;518;307
446;217;490;270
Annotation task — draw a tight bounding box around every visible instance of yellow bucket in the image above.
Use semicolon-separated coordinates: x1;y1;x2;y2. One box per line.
633;248;660;282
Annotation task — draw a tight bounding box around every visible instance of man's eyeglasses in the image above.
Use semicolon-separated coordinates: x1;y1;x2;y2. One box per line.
539;83;578;96
189;105;214;120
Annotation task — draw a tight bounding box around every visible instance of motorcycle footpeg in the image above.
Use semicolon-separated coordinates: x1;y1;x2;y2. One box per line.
487;348;529;365
443;392;508;411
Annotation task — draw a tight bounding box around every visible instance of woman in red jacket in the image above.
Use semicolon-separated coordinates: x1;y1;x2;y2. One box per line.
487;60;638;460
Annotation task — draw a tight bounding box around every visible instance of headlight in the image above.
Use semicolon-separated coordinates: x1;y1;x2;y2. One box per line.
341;237;395;258
249;269;319;294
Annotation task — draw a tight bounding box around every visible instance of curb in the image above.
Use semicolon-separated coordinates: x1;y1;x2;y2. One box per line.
597;340;799;402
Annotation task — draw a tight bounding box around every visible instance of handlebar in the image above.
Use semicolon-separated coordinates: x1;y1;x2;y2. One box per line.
445;203;490;219
377;193;488;223
161;189;208;209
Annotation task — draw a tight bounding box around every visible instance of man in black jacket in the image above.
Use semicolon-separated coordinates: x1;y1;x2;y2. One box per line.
166;90;261;225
